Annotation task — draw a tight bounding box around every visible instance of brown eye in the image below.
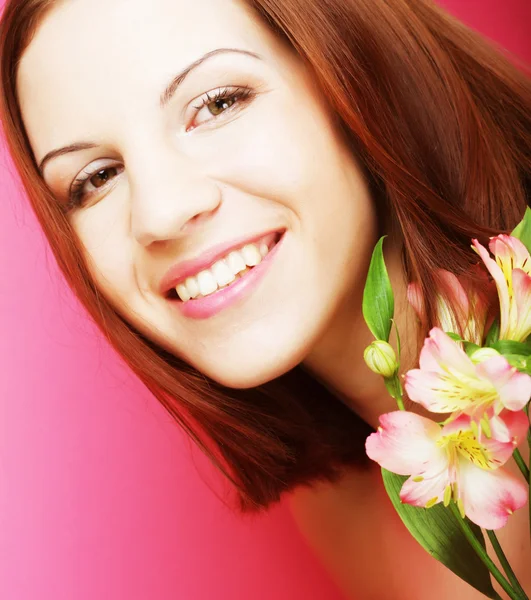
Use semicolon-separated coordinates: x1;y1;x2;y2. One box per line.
207;96;237;116
90;167;118;188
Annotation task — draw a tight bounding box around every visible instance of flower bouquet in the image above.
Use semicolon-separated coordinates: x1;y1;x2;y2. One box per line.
362;208;531;599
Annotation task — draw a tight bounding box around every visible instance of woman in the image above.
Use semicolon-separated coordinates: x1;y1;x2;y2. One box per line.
1;0;530;597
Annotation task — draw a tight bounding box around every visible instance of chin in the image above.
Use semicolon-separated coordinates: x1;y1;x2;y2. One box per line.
197;344;307;390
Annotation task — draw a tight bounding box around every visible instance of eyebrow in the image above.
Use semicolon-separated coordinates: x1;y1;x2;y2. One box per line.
38;47;262;175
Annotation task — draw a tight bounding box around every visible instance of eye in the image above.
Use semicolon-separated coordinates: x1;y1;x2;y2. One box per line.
189;86;255;130
67;163;124;210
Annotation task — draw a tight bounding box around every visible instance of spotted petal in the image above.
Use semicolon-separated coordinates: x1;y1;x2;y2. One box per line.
400;468;449;508
472;239;511;340
489;234;531;269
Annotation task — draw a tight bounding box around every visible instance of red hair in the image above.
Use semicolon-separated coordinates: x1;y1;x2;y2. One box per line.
1;0;530;512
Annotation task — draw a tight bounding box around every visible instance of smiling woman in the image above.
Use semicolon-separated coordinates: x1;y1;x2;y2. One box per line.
0;0;530;598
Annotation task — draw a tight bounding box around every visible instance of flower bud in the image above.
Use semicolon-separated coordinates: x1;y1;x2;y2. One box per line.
364;341;398;378
469;347;500;365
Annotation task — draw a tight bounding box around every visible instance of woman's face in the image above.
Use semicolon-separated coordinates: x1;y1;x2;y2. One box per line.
17;0;377;388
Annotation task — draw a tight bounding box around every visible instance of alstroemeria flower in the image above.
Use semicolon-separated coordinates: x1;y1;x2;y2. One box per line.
366;410;528;529
408;268;493;345
472;234;531;342
404;327;531;415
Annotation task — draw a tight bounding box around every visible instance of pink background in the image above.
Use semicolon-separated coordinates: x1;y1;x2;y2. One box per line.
0;2;529;599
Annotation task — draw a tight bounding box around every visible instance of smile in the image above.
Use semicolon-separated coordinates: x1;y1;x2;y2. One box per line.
168;231;279;302
166;230;285;320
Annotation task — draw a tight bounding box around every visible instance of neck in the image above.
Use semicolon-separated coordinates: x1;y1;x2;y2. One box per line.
301;235;420;430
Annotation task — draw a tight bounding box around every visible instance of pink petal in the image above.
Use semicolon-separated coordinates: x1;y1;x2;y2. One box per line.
472;239;511;339
512;269;531;341
418;328;476;377
476;355;531;411
400;469;449;507
405;369;476;413
407;282;425;322
440;412;476;435
489;409;529;445
441;412;520;469
490;235;530;267
458;461;528;530
438;271;469;312
365;411;446;476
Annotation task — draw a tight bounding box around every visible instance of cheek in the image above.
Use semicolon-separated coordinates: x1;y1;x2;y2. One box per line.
73;213;137;307
190;93;342;203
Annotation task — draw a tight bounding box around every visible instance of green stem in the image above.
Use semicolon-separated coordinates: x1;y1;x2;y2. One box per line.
384;375;405;411
513;449;530;481
449;504;523;600
486;530;528;599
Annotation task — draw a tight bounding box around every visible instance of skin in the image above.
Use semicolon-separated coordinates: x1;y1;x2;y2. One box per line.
17;0;388;395
16;0;531;598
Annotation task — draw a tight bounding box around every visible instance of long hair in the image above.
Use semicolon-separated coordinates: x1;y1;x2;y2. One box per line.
1;0;530;513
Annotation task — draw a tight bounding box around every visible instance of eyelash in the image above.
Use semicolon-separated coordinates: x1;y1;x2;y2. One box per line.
66;85;256;211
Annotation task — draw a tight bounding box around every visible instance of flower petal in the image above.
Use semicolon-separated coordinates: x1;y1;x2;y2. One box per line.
511;268;531;341
489;409;529;445
475;355;531;411
400;469;449;508
490;235;531;269
407;282;425;322
472;239;511;340
365;411;445;475
458;460;528;530
418;328;476;377
405;369;479;413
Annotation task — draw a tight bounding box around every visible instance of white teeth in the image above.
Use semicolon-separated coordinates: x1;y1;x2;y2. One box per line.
185;276;200;299
172;238;276;302
226;250;247;275
241;244;262;267
176;284;191;302
211;259;236;287
197;270;218;296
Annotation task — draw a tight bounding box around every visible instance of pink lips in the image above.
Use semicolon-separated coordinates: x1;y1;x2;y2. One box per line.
159;229;282;295
166;231;285;320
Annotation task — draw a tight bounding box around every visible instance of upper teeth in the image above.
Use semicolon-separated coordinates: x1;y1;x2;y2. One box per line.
175;241;270;302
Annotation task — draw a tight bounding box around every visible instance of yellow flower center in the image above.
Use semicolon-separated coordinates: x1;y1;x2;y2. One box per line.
437;429;494;471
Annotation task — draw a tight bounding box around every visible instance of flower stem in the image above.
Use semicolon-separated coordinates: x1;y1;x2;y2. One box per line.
513;449;530;481
383;375;405;411
449;504;524;600
486;530;528;599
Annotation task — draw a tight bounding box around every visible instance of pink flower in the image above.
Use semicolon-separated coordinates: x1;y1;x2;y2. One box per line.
404;327;531;415
473;234;531;342
366;410;528;529
407;268;493;345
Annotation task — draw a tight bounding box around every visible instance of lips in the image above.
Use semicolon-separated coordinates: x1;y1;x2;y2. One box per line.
159;229;285;296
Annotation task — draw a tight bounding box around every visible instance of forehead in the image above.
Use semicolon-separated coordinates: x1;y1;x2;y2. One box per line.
16;0;282;159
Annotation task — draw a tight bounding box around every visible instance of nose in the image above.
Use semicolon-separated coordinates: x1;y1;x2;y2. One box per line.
128;148;222;247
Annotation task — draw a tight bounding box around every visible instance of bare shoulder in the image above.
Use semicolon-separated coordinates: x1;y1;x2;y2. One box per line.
287;462;530;600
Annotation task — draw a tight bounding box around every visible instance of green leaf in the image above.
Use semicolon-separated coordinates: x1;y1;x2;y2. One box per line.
511;207;531;254
362;236;394;342
503;354;531;374
445;332;464;342
491;340;531;356
382;469;497;599
485;320;500;346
